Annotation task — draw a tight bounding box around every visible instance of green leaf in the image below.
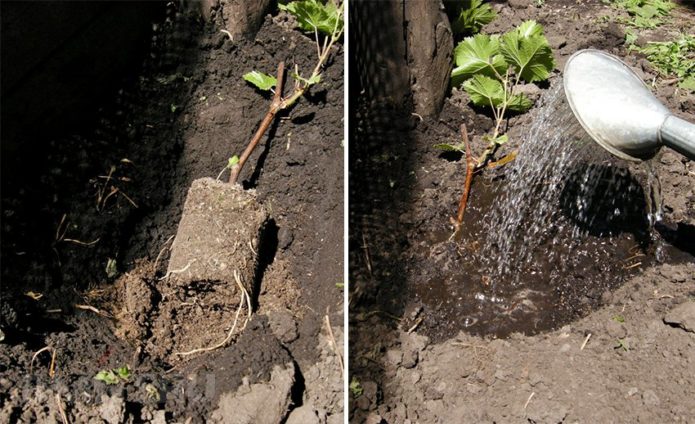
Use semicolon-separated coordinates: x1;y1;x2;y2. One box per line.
280;0;343;36
292;72;322;86
625;29;638;45
228;155;240;168
482;133;508;146
95;370;120;385
116;365;131;381
243;71;277;91
494;134;509;145
517;20;543;38
349;377;363;397
500;21;555;83
462;74;505;108
434;143;466;152
451;0;497;35
507;93;534;112
679;76;695;92
452;34;507;84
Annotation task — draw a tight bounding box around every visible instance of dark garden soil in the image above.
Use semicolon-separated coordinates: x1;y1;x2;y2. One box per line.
350;0;695;422
1;4;343;423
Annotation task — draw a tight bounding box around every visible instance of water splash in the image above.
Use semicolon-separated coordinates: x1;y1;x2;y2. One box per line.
481;82;655;282
413;80;664;340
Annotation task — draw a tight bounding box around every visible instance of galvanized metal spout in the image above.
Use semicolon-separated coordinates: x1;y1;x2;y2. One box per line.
563;49;695;162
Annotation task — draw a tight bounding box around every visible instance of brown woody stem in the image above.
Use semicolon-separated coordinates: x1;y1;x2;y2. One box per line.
229;61;286;184
454;124;475;230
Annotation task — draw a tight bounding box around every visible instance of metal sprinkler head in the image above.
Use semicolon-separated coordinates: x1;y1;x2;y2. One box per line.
563;49;695;162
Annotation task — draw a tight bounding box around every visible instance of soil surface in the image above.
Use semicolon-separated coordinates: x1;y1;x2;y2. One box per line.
350;0;695;422
1;3;343;422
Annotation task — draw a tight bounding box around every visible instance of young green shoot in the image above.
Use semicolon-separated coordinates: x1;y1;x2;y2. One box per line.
229;0;344;184
603;0;674;29
350;377;363;397
631;34;695;91
94;365;131;385
444;20;554;230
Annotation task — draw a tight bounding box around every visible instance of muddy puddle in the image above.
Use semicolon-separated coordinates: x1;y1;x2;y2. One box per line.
404;85;690;341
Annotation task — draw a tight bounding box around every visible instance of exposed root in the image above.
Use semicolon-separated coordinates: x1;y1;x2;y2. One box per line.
55;393;69;424
153;234;176;272
159;259;197;281
175;270;251;357
324;314;344;374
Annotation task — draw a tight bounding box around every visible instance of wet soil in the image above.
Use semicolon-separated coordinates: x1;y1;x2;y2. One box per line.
1;4;343;422
350;0;695;422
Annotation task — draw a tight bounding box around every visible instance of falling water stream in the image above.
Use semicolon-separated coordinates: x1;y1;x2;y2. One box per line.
481;84;662;280
412;81;666;339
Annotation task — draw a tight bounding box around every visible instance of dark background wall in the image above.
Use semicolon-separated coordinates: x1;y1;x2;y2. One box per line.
1;1;162;184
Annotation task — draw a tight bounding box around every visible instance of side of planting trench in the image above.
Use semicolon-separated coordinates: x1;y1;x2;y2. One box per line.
1;1;343;423
349;0;695;422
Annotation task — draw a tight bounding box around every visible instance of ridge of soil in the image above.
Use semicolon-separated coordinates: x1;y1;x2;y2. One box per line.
349;0;695;422
1;4;343;422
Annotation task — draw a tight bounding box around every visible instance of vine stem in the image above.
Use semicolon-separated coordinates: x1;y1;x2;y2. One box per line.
229;61;286;184
453;124;475;232
228;2;343;184
475;69;521;170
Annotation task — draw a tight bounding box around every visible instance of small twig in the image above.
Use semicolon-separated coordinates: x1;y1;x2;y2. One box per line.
62;238;100;246
101;186;119;209
524;392;535;410
230;62;286;184
74;304;100;313
96;167;115;210
55;214;69;242
324;314;344;373
622;262;642;270
580;333;591;351
74;304;110;318
407;316;424;334
219;29;233;41
118;190;139;208
49;348;57;378
55;393;69;424
361;233;373;277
